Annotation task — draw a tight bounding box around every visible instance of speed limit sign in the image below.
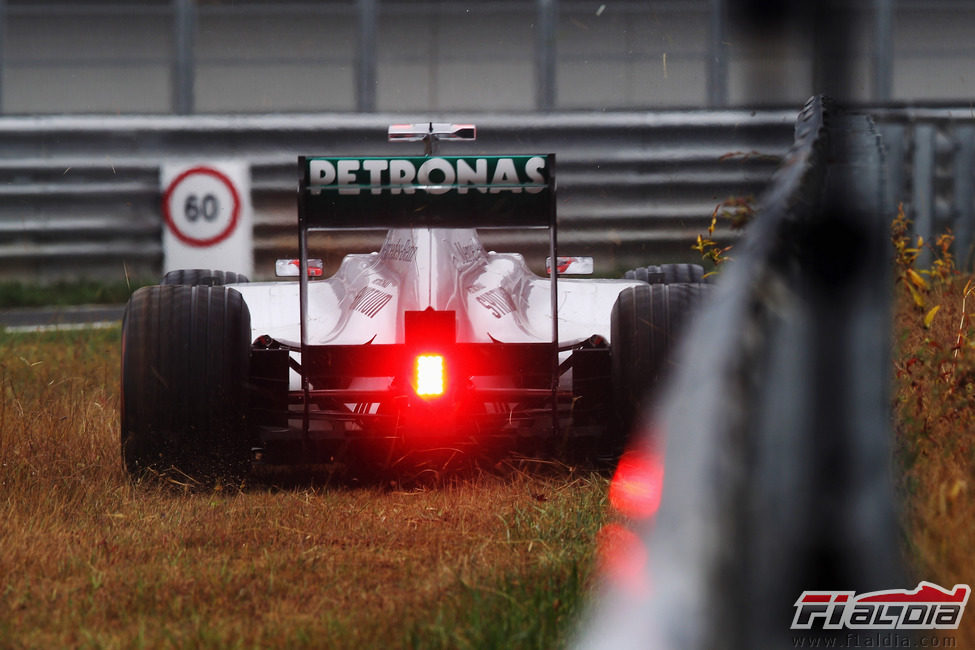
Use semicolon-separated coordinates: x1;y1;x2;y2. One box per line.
161;162;252;277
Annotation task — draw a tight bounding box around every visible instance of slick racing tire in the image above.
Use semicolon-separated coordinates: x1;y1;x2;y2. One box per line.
623;263;707;284
121;285;252;483
610;282;711;445
161;269;249;286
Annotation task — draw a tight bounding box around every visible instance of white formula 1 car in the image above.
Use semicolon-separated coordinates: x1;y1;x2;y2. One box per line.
121;124;710;479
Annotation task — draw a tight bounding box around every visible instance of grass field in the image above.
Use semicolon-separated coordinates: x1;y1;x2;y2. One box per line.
0;327;610;648
3;247;974;647
0;280;151;309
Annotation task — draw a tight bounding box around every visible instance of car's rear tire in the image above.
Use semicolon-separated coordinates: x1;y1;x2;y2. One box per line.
610;282;710;446
121;285;252;483
160;269;249;286
624;263;707;284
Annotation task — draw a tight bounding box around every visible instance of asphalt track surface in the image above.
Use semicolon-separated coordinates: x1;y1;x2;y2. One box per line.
0;304;125;333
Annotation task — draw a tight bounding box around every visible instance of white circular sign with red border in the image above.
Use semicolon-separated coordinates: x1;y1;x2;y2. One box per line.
161;161;252;277
163;166;241;247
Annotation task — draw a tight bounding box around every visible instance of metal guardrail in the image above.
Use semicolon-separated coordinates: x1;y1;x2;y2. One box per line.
2;107;970;286
573;96;903;648
0;111;794;283
873;107;975;269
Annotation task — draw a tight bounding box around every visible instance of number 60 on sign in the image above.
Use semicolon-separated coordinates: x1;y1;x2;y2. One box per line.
163;166;241;247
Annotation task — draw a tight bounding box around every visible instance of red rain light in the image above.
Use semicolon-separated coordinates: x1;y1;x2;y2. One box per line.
414;354;445;398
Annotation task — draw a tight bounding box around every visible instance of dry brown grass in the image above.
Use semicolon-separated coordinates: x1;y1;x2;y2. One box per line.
893;274;975;647
0;328;608;648
8;249;970;647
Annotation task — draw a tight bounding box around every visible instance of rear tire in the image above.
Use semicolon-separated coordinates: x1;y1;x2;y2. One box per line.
161;269;249;286
610;282;710;445
623;263;706;284
121;285;252;483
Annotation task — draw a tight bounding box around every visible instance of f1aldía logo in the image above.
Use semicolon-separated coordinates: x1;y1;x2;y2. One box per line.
792;582;970;630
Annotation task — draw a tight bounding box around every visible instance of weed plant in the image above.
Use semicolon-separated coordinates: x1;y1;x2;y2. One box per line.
891;205;975;647
692;194;755;274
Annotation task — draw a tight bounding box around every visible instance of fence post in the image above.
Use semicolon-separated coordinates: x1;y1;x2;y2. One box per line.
356;0;377;113
0;0;6;114
707;0;729;108
873;0;894;102
535;0;557;111
172;0;196;116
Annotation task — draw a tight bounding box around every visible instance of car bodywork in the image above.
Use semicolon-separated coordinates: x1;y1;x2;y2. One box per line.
120;124;706;479
238;134;644;464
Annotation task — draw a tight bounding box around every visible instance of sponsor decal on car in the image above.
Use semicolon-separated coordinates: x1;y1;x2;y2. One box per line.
379;238;418;263
299;153;554;229
305;155;548;195
452;239;483;265
475;287;515;319
351;286;393;318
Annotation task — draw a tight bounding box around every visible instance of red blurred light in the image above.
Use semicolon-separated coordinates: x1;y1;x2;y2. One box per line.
414;354;445;398
609;447;664;520
596;523;650;597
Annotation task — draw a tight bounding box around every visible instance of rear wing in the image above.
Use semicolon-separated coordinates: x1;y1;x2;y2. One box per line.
298;154;556;229
294;144;561;438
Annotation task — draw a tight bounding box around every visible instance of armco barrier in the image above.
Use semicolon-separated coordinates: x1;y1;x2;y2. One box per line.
0;108;970;284
573;97;903;648
873;107;975;269
0;111;794;282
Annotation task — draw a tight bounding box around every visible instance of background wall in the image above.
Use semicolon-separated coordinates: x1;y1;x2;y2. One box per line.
0;0;971;115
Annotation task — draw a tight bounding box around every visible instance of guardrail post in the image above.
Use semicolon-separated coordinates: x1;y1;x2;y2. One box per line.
879;123;905;219
953;125;975;268
912;123;936;267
